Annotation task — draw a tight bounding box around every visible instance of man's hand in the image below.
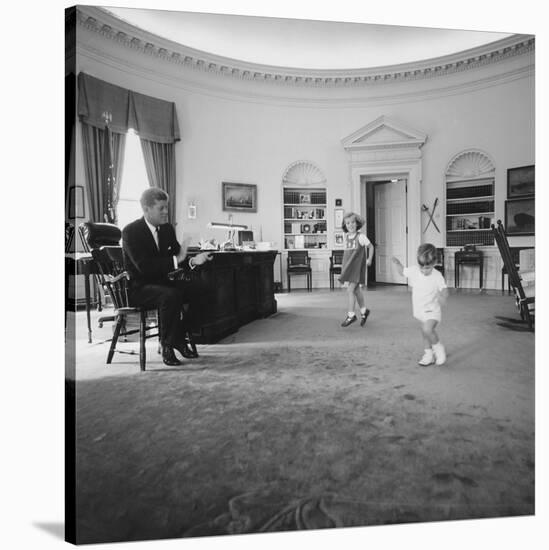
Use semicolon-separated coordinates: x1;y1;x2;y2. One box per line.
192;252;214;266
176;237;192;264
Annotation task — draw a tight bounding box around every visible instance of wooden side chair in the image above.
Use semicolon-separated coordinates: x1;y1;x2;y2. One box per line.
92;245;161;371
492;220;535;330
329;250;344;290
287;250;312;292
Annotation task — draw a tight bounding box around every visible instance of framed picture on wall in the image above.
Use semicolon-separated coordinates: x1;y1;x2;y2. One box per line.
507;165;535;198
222;182;257;212
505;197;535;236
334;208;344;230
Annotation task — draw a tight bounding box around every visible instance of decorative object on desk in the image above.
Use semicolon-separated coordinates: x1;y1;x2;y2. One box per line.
334;208;344;230
422;198;440;233
507;165;535;198
199;238;218;250
505;198;535;236
335;198;342;207
208;219;248;248
222;182;257;212
334;232;344;247
68;185;85;219
237;230;254;245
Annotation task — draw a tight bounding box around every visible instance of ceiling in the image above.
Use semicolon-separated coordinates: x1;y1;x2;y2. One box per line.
103;7;513;70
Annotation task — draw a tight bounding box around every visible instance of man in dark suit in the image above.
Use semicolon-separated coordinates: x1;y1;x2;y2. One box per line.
122;187;213;366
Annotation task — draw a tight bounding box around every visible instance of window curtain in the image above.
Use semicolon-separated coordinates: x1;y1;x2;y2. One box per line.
81;124;126;224
77;73;180;223
140;139;177;224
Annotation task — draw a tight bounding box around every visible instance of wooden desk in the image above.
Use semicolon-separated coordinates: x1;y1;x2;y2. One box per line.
179;250;278;344
454;250;483;289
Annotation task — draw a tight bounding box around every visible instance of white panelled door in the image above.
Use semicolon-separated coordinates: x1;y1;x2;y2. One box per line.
374;181;407;284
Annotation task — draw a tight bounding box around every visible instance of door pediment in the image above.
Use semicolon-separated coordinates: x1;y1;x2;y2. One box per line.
342;115;427;151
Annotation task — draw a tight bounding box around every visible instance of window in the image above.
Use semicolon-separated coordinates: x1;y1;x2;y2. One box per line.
117;130;149;230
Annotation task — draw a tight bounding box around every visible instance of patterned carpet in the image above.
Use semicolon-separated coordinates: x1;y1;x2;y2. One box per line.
69;287;535;544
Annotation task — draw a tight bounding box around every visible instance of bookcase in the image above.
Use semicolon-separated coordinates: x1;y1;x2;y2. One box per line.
445;176;494;246
283;187;327;249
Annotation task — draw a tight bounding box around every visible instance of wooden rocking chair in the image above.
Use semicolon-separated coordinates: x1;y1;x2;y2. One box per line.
491;220;535;330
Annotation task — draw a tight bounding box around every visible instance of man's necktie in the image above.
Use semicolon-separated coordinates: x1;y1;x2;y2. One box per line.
154;226;160;250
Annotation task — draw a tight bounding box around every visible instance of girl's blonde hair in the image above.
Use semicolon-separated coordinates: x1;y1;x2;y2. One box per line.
342;212;365;232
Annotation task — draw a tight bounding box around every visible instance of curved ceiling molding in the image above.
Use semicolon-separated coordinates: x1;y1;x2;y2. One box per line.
283;161;326;186
76;7;534;89
446;150;496;178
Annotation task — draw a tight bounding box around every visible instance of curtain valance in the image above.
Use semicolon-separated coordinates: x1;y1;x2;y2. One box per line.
77;72;180;144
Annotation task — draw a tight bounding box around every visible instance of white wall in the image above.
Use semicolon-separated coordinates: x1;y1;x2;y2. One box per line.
73;18;535;285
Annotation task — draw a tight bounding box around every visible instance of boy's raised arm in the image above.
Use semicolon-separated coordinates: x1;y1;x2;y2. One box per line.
391;256;404;277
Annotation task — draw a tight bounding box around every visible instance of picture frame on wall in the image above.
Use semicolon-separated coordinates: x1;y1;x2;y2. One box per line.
505;197;535;236
222;182;257;212
334;208;344;230
507;165;535;198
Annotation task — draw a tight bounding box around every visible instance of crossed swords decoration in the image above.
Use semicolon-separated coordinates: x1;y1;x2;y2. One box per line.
422;197;440;233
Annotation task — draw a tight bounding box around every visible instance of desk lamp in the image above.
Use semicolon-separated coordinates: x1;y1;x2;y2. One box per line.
207;218;248;250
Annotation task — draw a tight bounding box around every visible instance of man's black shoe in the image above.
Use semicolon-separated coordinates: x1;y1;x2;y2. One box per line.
174;343;198;359
162;346;182;366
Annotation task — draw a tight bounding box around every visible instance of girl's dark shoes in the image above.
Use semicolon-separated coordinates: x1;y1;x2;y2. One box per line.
360;309;370;327
341;314;357;327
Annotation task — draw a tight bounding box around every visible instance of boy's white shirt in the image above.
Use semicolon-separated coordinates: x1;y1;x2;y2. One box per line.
403;265;447;318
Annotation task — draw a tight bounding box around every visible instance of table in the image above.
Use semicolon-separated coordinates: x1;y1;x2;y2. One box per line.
65;253;101;343
454;250;483;289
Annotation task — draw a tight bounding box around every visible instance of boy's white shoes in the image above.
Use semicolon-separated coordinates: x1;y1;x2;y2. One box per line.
418;343;446;366
418;349;435;366
432;342;447;366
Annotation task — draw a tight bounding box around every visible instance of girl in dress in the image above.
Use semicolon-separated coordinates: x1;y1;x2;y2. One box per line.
338;212;374;327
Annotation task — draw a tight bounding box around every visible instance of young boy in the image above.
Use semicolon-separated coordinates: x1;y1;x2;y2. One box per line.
392;244;448;366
